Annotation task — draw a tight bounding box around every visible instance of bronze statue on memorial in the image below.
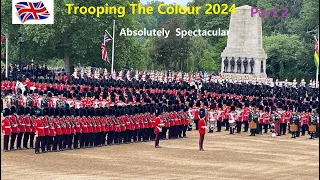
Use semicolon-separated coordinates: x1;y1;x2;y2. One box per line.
236;57;242;73
249;58;255;74
223;57;229;72
230;57;235;73
243;57;248;74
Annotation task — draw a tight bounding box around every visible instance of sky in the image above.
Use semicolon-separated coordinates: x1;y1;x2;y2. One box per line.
140;0;192;5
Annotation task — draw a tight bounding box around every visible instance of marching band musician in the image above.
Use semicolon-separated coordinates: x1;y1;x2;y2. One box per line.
207;104;217;133
262;107;270;134
308;109;317;139
34;108;45;154
300;107;310;136
236;103;243;133
248;104;259;136
216;103;224;132
289;110;300;138
198;108;206;151
280;105;290;135
223;102;231;131
154;107;164;148
187;102;194;131
2;108;11;152
258;105;264;135
229;106;236;135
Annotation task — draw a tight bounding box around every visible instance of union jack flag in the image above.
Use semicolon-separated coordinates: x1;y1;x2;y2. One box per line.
101;33;112;63
15;1;50;23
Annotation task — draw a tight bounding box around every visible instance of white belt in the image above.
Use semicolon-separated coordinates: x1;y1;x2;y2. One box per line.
45;126;49;128
38;127;44;129
21;124;25;125
26;124;31;126
12;124;17;127
76;125;80;127
5;126;11;128
83;125;87;127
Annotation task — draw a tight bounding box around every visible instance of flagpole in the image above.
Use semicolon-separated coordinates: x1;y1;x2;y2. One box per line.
111;20;115;74
5;34;9;78
317;26;319;88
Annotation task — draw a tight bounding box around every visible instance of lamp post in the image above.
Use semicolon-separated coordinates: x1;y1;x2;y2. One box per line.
18;32;23;68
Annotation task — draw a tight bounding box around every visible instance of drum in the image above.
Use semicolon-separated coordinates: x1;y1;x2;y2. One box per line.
290;124;298;132
309;125;316;133
249;121;257;129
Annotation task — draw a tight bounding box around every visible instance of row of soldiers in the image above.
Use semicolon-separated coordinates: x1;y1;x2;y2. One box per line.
1;104;189;153
192;101;319;139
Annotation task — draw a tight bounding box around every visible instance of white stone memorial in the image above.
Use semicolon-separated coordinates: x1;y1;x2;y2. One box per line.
221;5;268;80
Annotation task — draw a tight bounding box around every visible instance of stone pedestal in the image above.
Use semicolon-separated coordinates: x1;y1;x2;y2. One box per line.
221;5;267;78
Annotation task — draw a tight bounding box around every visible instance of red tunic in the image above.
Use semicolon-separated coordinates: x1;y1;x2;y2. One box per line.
154;116;162;133
18;115;26;133
24;116;31;132
9;115;19;133
198;119;206;134
55;118;62;135
35;118;45;136
2;118;11;135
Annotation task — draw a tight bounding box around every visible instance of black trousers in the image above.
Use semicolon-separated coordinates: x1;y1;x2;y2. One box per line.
183;124;187;137
296;126;301;137
154;132;160;147
91;133;95;147
80;133;88;147
136;129;141;141
53;135;61;150
17;132;24;149
149;128;154;140
3;135;9;151
61;134;66;149
258;124;263;134
178;125;183;137
187;123;192;131
301;124;308;136
44;135;49;151
217;121;222;132
10;133;17;150
263;124;268;133
199;134;205;150
101;132;107;145
243;121;249;132
250;129;256;136
47;136;54;151
66;134;73;148
115;132;121;144
125;130;130;143
236;122;242;133
30;132;35;148
143;129;148;141
107;131;114;144
280;123;287;135
23;132;30;148
74;132;80;148
169;126;173;139
194;119;199;130
35;136;45;153
162;127;168;139
86;133;92;146
132;129;137;142
223;119;229;130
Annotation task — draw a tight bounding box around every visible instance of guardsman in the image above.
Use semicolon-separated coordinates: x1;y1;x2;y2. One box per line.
48;108;55;152
9;106;18;151
74;109;81;149
42;108;50;152
53;108;62;152
23;107;31;149
2;108;11;152
182;105;188;137
207;104;216;133
30;108;37;149
289;110;299;138
249;105;258;136
154;107;164;148
34;108;45;154
198;108;206;151
280;105;289;135
16;106;26;150
80;108;89;148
